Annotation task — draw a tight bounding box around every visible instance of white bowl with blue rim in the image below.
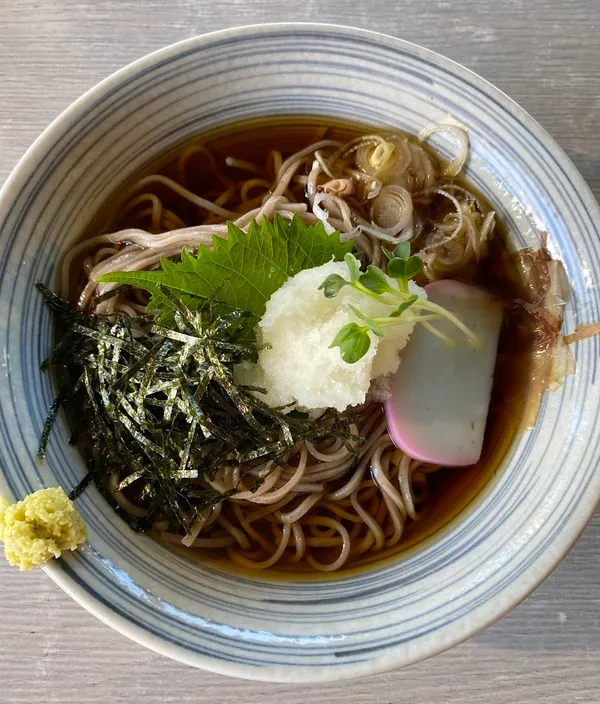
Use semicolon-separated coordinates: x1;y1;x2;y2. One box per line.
0;23;598;682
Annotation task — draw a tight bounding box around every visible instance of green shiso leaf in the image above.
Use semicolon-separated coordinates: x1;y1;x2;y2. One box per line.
97;214;353;329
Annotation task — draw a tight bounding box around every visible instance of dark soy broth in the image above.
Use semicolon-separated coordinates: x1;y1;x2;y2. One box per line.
85;118;536;577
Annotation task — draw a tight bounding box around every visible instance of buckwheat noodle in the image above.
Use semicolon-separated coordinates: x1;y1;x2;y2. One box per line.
64;122;495;572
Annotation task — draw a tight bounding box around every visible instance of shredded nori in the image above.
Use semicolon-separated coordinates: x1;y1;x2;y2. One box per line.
37;283;357;534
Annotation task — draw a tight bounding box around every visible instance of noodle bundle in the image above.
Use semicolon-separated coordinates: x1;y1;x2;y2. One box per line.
58;120;520;573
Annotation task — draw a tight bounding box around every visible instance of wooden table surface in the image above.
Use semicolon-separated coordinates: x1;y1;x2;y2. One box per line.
0;2;599;702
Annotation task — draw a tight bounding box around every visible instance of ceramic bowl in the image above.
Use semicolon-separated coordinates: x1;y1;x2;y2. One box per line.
0;23;598;682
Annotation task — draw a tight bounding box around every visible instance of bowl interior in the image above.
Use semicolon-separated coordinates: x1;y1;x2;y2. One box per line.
0;24;599;682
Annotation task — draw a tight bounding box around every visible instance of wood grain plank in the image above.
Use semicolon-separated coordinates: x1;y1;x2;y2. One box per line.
0;2;598;702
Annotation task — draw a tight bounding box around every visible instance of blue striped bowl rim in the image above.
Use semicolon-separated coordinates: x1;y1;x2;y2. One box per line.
0;23;598;681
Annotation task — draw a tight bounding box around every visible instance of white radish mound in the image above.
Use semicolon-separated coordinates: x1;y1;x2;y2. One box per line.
235;261;425;412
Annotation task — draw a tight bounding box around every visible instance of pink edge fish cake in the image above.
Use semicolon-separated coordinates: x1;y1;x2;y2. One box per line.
385;279;504;466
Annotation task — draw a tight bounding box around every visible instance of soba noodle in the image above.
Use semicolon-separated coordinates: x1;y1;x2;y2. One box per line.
64;121;499;572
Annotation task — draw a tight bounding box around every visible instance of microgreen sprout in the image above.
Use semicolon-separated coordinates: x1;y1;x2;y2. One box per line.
320;245;479;363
